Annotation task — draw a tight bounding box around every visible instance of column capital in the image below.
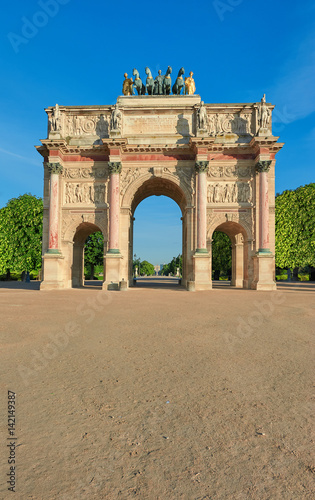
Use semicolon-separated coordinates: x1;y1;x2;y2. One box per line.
255;160;272;173
45;162;63;175
108;161;122;174
195;160;209;173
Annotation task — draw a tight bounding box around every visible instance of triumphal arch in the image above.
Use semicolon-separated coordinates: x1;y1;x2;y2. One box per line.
36;68;283;291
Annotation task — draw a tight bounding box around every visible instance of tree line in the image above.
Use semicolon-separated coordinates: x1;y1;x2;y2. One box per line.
0;184;314;280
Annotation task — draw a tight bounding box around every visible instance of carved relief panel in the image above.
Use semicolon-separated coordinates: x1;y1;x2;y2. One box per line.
48;111;110;139
207;181;252;204
207;112;253;136
64;182;106;205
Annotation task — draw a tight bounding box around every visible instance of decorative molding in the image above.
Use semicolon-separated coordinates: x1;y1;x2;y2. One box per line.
120;167;142;195
62;211;108;241
207;112;253;136
45;162;63;175
208;165;252;179
108;162;122;174
195;161;209;173
207;210;253;240
255;160;272;173
63;167;108;179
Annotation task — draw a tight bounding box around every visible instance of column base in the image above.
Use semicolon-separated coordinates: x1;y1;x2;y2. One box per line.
103;252;122;290
193;252;212;290
40;252;65;290
251;252;276;291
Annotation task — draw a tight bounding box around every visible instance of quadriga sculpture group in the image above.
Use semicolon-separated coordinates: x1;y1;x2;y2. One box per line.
122;67;196;96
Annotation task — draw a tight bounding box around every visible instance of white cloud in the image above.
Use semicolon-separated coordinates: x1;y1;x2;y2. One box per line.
0;147;39;167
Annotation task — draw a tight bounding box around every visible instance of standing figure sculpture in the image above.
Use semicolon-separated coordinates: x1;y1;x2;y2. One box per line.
184;71;196;95
154;70;164;95
51;103;61;132
132;69;146;95
110;104;122;131
258;94;270;130
197;101;208;130
163;66;172;95
172;67;185;95
122;73;134;96
145;67;155;95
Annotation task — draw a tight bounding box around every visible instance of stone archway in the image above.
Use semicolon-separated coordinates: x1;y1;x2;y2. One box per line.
208;220;250;289
120;175;192;287
72;222;104;287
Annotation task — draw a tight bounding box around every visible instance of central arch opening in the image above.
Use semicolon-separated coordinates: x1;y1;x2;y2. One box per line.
128;177;189;289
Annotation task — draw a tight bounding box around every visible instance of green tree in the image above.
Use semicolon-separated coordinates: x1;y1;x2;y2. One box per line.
84;231;104;279
275;184;315;274
212;231;232;278
160;263;170;276
160;255;182;276
140;260;155;276
0;194;43;277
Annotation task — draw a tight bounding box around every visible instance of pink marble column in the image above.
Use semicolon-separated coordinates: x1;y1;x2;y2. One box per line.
108;162;122;253
256;161;271;253
47;162;63;253
195;161;209;253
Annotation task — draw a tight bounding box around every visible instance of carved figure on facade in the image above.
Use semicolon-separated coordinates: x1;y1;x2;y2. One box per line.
110;104;122;131
175;167;195;195
74;115;82;135
208;114;216;136
51;104;61;132
95;115;109;138
145;67;155;95
132;69;146;95
65;182;106;204
120;168;142;195
184;71;196;95
65;115;74;136
172;67;185;95
258;94;271;131
207;181;252;204
122;73;134;96
197;101;208;131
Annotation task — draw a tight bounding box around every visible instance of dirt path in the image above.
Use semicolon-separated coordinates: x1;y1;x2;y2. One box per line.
0;282;314;499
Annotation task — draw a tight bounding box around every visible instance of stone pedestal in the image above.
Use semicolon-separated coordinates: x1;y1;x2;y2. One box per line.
258;127;270;137
193;253;212;290
40;253;65;290
196;128;208;138
103;253;122;290
252;253;276;290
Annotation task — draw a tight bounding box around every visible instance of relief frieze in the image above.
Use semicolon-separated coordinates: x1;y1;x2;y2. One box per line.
208;165;252;179
207;181;252;204
64;182;106;205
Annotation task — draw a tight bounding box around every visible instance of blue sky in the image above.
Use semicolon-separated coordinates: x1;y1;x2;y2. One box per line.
0;0;314;263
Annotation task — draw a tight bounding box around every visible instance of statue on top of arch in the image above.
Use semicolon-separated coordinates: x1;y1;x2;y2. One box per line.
121;67;196;96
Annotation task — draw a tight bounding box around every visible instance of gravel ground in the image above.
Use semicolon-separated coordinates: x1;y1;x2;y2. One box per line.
0;279;314;499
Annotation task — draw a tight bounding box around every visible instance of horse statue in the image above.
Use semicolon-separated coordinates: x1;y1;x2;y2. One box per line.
145;67;155;95
163;66;172;95
132;69;146;95
172;67;185;95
